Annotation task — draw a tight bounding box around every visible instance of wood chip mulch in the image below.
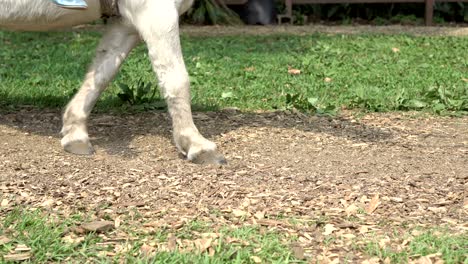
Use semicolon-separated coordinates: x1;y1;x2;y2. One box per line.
1;109;467;262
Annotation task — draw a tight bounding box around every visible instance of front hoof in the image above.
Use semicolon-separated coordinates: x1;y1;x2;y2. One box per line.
62;139;95;155
189;150;227;165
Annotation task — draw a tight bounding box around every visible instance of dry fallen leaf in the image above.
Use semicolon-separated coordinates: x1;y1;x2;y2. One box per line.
323;224;338;236
401;238;412;247
1;199;9;207
290;243;305;260
428;207;447;214
244;66;255;72
254;211;265;219
40;198;54;208
390;197;404;203
256;219;291;228
359;225;369;234
251;256;262;263
288;67;301;75
167;233;177;251
81;221;115;233
426;253;442;258
3;253;31;261
362;257;380;264
171;221;185;230
366;194;380;214
345;204;359;216
441;218;457;225
62;234;85;245
342;233;356;239
114;216;122;228
241;198;251;208
15;244;31;252
413;256;433;264
194;238;212;252
140;244;155;256
379;237;391;249
0;236;11;245
98;251;116;257
201;233;219;240
232;209;248;217
208;247;215;257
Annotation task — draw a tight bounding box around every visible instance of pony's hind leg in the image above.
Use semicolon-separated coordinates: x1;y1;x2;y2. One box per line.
61;24;140;155
121;1;226;164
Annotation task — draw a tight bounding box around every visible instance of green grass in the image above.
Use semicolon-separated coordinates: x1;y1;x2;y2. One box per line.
0;209;300;263
0;30;467;114
364;230;468;264
126;226;297;264
2;209;467;263
1;209;101;262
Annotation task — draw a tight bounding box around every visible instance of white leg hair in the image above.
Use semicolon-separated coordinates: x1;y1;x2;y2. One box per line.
1;0;225;164
61;24;140;154
119;0;226;164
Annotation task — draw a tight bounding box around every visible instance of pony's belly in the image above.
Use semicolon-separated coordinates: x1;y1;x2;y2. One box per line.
0;0;101;31
175;0;194;14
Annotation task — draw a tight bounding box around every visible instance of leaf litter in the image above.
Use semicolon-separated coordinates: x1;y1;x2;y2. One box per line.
0;109;467;262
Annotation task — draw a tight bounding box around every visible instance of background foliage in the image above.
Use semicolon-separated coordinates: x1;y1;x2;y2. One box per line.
291;2;468;24
184;0;468;24
182;0;243;25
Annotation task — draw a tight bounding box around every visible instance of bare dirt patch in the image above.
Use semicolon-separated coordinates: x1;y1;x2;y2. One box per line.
1;110;467;261
180;25;468;37
74;24;468;37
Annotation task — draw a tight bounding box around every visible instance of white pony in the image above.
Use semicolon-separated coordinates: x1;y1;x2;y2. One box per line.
0;0;226;164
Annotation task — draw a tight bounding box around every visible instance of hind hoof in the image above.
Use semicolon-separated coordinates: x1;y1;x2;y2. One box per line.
189;150;227;165
62;138;94;155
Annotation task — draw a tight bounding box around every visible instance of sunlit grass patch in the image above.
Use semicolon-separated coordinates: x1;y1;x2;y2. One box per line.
1;30;466;115
364;228;467;264
1;209;303;263
1;209;101;262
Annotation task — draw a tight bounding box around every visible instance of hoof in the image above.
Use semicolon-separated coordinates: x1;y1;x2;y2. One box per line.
189;150;227;165
62;139;95;155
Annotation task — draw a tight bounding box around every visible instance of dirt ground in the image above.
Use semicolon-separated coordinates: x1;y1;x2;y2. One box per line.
1;25;467;262
1;108;467;261
73;24;468;37
180;25;468;37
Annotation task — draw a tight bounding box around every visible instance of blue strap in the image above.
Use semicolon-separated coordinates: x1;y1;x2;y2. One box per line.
52;0;88;9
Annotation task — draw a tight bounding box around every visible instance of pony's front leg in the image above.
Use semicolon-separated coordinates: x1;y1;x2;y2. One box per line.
61;24;140;155
124;1;226;164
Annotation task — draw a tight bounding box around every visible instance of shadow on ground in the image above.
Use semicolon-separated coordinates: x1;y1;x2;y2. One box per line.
0;107;395;159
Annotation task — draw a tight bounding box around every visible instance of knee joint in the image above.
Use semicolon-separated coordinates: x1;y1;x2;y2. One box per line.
161;73;190;99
